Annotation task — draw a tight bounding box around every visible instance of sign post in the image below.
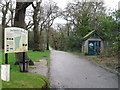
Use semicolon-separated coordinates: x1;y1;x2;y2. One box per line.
1;27;28;81
23;52;25;72
5;53;8;64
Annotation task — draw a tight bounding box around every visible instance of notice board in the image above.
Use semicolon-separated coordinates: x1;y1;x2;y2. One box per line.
4;27;28;53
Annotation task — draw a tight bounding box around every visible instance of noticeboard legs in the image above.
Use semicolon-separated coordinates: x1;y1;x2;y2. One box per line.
23;52;25;72
5;53;8;64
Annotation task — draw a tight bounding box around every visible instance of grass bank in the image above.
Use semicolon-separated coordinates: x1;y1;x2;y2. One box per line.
1;50;50;88
1;50;50;63
28;50;50;62
2;71;49;88
71;52;119;72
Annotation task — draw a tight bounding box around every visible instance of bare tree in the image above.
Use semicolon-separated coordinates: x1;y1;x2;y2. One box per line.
1;0;10;49
14;2;34;65
32;0;42;51
42;1;59;50
8;0;15;26
62;0;105;37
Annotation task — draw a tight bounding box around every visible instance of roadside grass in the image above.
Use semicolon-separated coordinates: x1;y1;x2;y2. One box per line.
1;52;15;64
1;50;50;64
71;52;119;71
1;50;50;88
71;52;85;56
28;50;50;62
28;50;50;67
46;56;50;67
2;71;49;88
0;51;2;64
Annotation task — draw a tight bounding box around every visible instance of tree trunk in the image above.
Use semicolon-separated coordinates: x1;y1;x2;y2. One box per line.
39;30;44;51
14;2;34;65
2;17;6;49
46;29;49;50
33;21;40;51
2;2;9;49
32;3;41;51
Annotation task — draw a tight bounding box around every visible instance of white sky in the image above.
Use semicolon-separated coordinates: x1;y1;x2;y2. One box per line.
51;0;120;25
104;0;120;10
51;0;120;10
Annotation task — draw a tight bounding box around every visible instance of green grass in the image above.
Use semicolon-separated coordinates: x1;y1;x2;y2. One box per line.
1;53;15;64
71;52;85;56
71;51;119;71
1;50;50;64
1;50;50;88
2;71;50;88
96;61;101;64
28;50;50;62
46;57;50;66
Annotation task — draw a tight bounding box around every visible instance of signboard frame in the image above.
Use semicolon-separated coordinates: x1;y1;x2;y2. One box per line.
4;27;28;72
4;27;28;53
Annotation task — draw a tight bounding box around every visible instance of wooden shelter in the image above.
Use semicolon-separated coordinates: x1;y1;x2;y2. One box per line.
82;30;104;55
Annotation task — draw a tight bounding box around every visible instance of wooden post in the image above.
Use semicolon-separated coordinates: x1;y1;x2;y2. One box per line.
23;52;25;72
5;53;8;64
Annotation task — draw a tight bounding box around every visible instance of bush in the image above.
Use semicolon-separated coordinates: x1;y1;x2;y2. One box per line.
64;35;82;52
99;42;118;58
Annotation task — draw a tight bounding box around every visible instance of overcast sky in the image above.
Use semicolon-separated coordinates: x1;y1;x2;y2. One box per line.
51;0;120;10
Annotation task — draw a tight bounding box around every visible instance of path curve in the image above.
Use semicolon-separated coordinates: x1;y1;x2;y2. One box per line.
50;50;118;88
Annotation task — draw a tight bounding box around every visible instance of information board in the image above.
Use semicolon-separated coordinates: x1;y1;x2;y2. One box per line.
4;27;28;53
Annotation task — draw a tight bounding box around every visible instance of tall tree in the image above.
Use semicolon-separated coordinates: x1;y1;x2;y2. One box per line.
8;1;15;26
14;2;34;65
63;0;105;37
43;1;59;50
32;0;42;51
1;0;10;49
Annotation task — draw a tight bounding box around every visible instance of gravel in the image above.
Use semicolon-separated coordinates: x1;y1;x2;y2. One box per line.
29;59;48;77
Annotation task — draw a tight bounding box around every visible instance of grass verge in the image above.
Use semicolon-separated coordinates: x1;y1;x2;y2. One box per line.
2;70;49;88
28;50;50;62
1;50;50;63
1;50;50;88
71;52;119;72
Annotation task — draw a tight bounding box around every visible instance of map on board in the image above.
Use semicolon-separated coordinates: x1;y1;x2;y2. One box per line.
14;36;21;50
4;27;28;53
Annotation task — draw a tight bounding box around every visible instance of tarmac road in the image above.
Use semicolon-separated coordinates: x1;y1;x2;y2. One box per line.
49;50;118;88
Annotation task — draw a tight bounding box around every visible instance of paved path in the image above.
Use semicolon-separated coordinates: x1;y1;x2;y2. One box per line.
29;59;48;77
49;50;118;88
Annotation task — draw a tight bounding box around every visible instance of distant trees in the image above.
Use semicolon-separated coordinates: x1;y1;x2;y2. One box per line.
63;1;105;37
97;9;120;57
0;0;15;49
43;1;59;50
50;0;119;57
28;0;59;51
50;0;106;51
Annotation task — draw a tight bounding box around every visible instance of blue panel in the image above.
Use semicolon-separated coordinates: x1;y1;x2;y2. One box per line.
88;41;101;55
